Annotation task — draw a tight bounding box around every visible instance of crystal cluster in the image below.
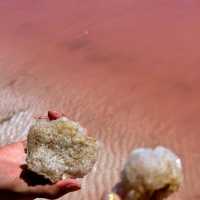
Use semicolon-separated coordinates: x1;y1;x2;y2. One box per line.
26;117;98;182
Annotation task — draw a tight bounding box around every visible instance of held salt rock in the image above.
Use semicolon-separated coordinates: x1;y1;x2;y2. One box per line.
26;117;98;182
121;146;183;200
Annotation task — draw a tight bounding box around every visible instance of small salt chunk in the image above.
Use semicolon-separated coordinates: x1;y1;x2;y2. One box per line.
121;146;183;200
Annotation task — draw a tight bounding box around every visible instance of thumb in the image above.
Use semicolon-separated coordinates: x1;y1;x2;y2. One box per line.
56;179;81;191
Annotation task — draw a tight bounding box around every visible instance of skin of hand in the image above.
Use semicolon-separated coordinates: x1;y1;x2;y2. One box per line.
0;141;81;200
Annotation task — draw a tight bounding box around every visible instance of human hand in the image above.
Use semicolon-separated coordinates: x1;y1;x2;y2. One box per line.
0;141;81;200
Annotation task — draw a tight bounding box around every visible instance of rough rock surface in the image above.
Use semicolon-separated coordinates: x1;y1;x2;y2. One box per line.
121;146;183;200
26;117;99;182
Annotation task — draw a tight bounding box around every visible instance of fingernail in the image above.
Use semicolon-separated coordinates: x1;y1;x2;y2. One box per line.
48;111;62;120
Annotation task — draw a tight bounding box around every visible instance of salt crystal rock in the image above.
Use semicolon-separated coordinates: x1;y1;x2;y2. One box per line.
121;146;183;200
26;117;98;182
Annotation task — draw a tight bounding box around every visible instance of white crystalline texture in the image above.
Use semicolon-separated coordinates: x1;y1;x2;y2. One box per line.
26;117;98;182
121;146;183;200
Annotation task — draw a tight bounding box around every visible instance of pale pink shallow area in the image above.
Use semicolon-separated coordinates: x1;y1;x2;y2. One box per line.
0;0;200;199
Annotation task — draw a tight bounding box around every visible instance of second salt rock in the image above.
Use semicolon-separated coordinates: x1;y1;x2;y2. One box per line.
121;146;183;200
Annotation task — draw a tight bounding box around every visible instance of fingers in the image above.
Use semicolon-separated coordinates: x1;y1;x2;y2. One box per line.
34;111;64;121
56;179;81;190
29;179;80;199
13;179;81;199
